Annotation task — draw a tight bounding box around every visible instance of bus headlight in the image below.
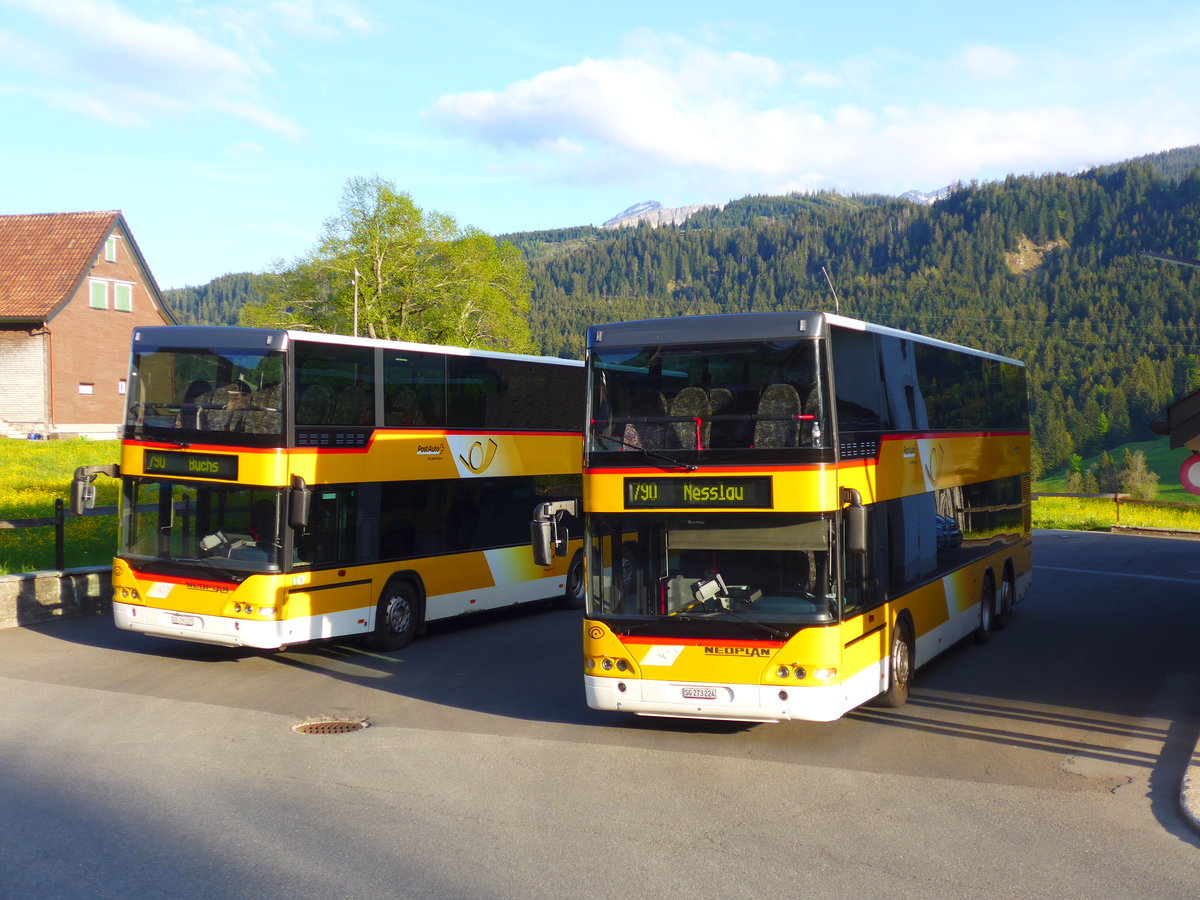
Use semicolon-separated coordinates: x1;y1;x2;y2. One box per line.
813;667;837;681
601;658;613;671
777;666;790;679
258;607;276;618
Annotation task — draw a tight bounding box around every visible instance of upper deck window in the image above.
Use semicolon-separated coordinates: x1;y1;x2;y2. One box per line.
127;345;285;444
589;339;829;461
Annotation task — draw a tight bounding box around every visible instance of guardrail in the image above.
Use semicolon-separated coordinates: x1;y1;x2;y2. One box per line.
0;500;116;572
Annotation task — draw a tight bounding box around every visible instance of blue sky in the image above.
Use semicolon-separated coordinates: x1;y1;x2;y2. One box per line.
2;0;1199;289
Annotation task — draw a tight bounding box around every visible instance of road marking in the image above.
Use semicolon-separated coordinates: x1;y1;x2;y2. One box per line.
1037;565;1200;585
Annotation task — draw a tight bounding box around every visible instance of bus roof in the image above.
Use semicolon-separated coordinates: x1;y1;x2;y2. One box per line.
131;325;584;368
587;311;1023;367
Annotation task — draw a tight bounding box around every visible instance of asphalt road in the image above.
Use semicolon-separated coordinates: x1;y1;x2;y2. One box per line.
1;530;1199;898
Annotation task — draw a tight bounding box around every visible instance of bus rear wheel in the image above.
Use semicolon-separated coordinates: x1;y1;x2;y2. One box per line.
974;574;995;644
369;581;419;651
877;620;912;708
994;566;1015;630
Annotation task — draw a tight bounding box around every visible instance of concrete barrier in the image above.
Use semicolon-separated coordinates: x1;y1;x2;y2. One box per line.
0;566;111;630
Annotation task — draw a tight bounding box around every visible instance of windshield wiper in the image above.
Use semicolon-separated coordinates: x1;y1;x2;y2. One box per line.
712;609;791;641
592;432;696;471
131;556;247;583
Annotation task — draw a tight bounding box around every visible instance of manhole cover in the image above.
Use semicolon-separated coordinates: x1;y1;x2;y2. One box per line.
291;718;369;735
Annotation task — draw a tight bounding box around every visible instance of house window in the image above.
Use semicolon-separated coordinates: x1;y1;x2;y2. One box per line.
114;282;133;312
118;379;127;395
105;236;117;262
79;383;94;395
89;280;107;309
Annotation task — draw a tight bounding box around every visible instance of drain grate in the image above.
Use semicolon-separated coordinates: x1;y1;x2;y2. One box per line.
291;718;369;736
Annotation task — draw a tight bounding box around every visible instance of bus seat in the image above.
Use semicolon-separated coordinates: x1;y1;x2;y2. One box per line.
622;392;670;450
243;383;282;434
332;386;372;425
297;384;333;425
668;387;711;449
753;383;802;448
708;387;733;415
200;383;245;431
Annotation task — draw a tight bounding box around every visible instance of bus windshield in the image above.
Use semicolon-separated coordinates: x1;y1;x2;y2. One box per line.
589;339;828;458
121;478;284;574
586;513;836;632
127;346;285;442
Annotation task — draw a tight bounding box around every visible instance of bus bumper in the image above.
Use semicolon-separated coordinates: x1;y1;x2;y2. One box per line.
584;674;857;723
113;601;286;650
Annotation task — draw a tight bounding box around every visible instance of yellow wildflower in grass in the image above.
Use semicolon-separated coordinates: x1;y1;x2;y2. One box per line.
0;437;120;573
1032;496;1200;532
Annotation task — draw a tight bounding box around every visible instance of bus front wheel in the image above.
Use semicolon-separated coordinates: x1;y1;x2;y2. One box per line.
555;550;585;610
369;581;419;651
877;620;912;708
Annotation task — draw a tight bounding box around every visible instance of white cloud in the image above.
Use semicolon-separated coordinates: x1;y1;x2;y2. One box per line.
956;45;1022;80
0;0;371;139
430;31;1200;198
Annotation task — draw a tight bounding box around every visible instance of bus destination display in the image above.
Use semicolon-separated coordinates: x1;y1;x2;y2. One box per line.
143;450;239;481
624;476;772;509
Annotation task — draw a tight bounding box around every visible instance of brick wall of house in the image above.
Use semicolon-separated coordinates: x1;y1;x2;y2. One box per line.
49;225;172;433
0;326;48;432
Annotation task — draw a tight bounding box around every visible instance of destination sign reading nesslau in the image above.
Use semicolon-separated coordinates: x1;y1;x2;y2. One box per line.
143;450;238;481
624;476;772;509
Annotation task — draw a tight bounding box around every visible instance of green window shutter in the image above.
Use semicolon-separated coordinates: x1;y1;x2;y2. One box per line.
89;281;107;309
114;283;133;311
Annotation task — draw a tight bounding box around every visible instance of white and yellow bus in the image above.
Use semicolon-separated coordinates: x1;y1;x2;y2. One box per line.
536;312;1030;722
75;326;583;650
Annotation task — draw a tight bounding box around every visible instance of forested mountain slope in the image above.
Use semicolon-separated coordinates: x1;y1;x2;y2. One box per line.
513;158;1200;475
163;273;260;327
166;148;1200;476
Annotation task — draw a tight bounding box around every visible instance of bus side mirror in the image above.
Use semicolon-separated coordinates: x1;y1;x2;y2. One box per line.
70;464;119;515
842;487;868;555
289;475;311;529
71;479;96;515
531;500;579;566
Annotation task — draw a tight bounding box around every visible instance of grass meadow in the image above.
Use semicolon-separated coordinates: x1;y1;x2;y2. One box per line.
0;437;120;574
1;435;1199;574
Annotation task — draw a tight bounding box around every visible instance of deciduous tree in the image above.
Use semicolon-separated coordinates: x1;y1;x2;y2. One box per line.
240;176;533;352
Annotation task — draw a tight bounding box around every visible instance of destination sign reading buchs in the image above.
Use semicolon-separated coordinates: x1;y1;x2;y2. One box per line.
624;476;772;509
143;450;239;480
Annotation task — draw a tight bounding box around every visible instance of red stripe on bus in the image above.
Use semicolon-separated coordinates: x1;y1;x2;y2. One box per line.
615;634;786;649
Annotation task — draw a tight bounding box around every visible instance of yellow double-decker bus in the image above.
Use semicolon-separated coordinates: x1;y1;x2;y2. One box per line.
74;326;584;651
536;312;1030;722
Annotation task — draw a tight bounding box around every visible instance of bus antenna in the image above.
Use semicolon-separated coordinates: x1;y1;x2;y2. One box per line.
821;266;840;315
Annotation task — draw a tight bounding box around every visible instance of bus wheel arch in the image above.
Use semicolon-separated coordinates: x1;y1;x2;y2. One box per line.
554;549;585;610
877;612;914;708
368;574;425;651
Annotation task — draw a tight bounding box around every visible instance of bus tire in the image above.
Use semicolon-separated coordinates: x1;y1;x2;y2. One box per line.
974;573;995;645
368;580;419;651
555;550;585;610
877;618;913;708
994;564;1015;630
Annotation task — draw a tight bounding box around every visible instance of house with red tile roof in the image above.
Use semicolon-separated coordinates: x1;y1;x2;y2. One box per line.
0;211;176;438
